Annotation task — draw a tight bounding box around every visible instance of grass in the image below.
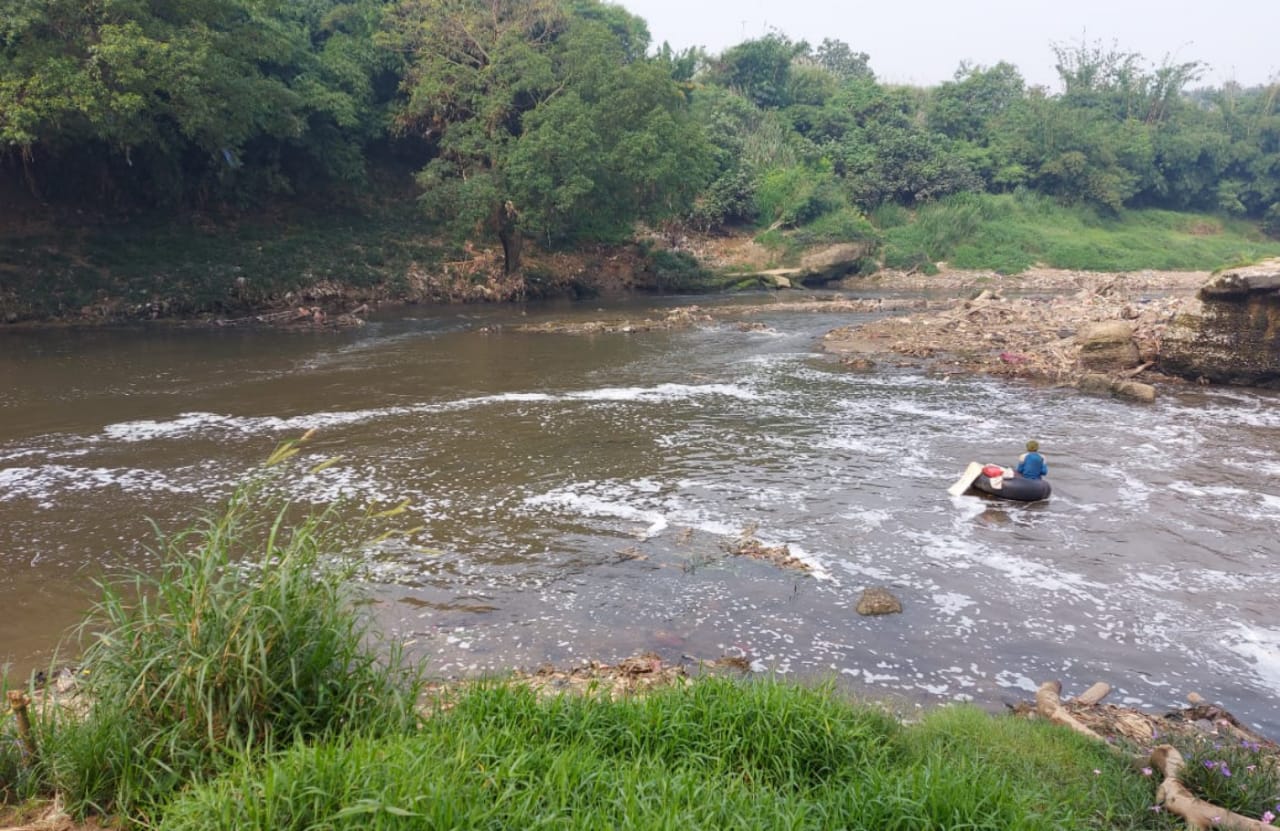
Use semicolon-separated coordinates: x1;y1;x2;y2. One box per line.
156;680;1197;831
1161;732;1280;821
5;437;424;825
879;191;1280;274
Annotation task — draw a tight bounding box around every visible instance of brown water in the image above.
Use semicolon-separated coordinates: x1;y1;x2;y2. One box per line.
3;293;1279;736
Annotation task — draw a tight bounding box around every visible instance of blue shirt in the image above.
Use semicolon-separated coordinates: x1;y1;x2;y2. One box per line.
1017;451;1048;480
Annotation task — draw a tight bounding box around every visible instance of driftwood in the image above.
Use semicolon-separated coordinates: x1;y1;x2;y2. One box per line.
1151;745;1276;831
1034;680;1105;740
6;690;38;760
1034;681;1277;830
1073;681;1112;706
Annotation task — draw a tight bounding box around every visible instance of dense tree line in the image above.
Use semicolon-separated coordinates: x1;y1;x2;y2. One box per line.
3;0;1279;270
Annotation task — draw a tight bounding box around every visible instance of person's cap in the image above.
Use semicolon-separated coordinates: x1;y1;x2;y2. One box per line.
1026;440;1039;451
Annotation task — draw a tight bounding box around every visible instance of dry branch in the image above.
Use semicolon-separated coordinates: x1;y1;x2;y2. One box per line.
1150;745;1276;830
1034;680;1105;741
6;690;38;760
1034;681;1278;831
1073;681;1112;706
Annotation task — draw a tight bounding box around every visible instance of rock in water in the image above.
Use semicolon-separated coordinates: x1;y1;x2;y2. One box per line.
1160;258;1280;387
855;587;903;616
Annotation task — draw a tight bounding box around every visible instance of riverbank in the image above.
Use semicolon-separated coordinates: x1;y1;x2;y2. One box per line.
4;196;1278;327
8;653;1280;831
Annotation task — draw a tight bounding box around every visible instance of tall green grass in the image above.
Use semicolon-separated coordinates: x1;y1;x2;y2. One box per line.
159;679;1184;831
22;438;424;825
881;191;1280;274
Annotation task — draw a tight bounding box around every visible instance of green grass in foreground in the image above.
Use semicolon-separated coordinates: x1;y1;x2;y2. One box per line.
881;191;1280;274
156;681;1181;831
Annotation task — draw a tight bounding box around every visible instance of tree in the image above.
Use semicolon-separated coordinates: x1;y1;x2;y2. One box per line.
384;0;713;272
0;0;391;206
706;34;808;110
812;38;873;82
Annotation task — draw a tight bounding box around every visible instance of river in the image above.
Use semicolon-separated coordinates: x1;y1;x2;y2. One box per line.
2;293;1278;736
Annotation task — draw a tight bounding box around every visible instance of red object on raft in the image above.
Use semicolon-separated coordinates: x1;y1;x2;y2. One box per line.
982;464;1004;478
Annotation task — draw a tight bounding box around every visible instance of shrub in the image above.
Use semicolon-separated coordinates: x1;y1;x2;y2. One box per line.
1263;203;1280;240
1172;734;1280;821
34;438;424;824
640;246;713;292
790;208;881;248
755;164;846;228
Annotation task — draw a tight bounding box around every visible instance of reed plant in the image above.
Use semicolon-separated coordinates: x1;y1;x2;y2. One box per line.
27;437;424;825
159;678;1187;831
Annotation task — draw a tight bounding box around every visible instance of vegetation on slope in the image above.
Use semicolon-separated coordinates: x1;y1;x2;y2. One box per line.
5;0;1280;321
877;191;1280;274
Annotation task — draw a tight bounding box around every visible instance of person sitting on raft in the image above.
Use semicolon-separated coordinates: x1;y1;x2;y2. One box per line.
1016;440;1047;479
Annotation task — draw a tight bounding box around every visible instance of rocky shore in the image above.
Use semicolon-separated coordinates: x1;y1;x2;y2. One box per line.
821;267;1210;401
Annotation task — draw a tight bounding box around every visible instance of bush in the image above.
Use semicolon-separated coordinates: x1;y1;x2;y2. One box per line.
33;438;424;824
1172;734;1280;821
755;164;846;228
640;246;713;292
1263;203;1280;240
880;192;1280;274
790;208;881;248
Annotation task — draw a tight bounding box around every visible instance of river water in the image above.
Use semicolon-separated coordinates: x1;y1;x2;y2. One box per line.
2;293;1278;736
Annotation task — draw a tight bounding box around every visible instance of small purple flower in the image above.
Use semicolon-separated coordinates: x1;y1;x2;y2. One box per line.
1149;805;1162;813
1261;810;1275;824
1220;764;1232;777
1141;767;1153;776
1204;759;1217;769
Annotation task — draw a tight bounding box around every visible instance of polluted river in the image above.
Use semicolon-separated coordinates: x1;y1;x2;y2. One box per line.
2;292;1278;737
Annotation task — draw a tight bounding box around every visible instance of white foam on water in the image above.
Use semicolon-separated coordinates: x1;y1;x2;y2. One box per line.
882;401;976;423
523;481;670;539
817;434;891;456
932;591;976;617
0;448;47;463
565;382;758;403
96;383;760;444
284;465;410;508
839;507;893;530
907;529;1102;600
833;561;904;584
1179;397;1280;429
0;464;215;504
1223;625;1280;688
773;542;832;581
994;671;1040;693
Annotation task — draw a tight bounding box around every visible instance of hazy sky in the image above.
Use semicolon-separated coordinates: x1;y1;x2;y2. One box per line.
619;0;1278;90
